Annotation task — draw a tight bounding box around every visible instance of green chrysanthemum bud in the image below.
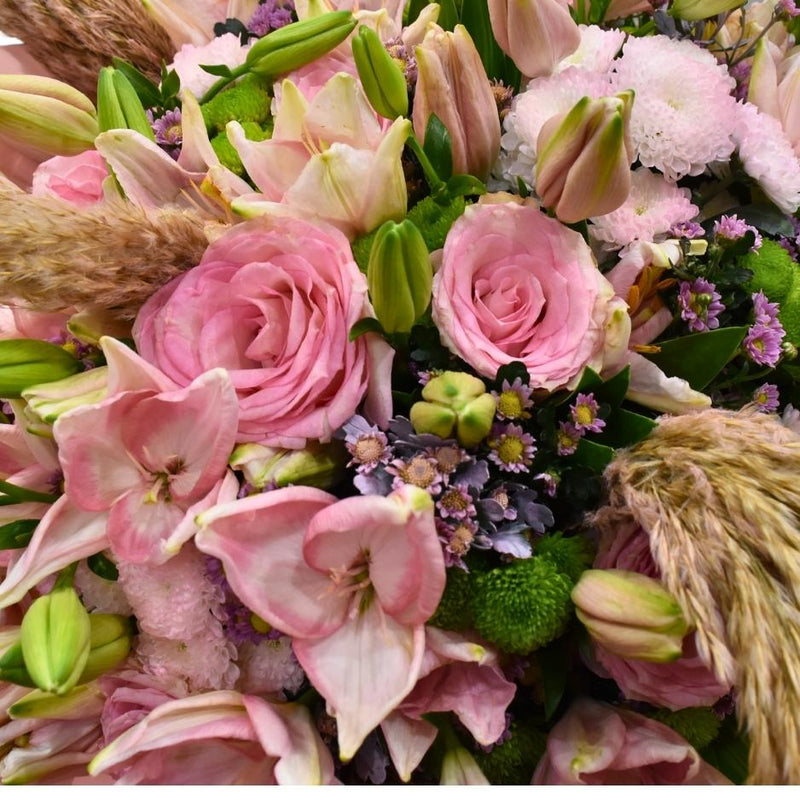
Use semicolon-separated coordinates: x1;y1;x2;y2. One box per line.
535;532;595;584
407;194;467;252
472;557;573;654
473;723;548;785
210;122;270;176
352;25;409;120
245;11;357;79
742;239;797;306
20;586;92;696
428;566;475;631
368;219;433;334
97;67;156;140
201;74;272;132
649;707;722;751
0;340;82;399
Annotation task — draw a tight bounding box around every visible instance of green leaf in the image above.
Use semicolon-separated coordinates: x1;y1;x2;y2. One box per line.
160;67;181;105
537;641;568;722
592;365;630;410
574;367;604;395
437;0;459;30
199;64;234;78
445;173;486;198
87;553;119;582
495;361;530;388
349;317;385;342
111;59;161;109
590;408;656;449
406;0;429;24
571;438;615;472
0;480;58;505
645;327;748;391
0;519;39;549
725;204;796;238
423;114;453;182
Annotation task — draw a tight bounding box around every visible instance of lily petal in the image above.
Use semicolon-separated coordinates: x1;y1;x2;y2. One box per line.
380;712;437;782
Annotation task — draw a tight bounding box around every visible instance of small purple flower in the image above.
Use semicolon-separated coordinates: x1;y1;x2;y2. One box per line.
752;383;780;412
343;415;391;474
753;290;782;326
534;471;560;497
487;423;536;473
713;214;762;252
437;517;483;566
248;0;294;37
492;377;533;421
779;0;800;17
729;61;751;102
556;422;582;456
745;292;785;367
150;108;183;147
387;454;443;494
436;484;476;521
669;221;704;239
425;443;470;483
678;278;724;333
569;392;605;434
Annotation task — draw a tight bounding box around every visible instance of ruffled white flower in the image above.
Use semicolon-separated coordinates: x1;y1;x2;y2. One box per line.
170;32;250;99
554;25;626;75
732;100;800;214
611;35;737;180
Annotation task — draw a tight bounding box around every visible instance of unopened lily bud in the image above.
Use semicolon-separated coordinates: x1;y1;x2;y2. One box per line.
22;368;109;425
79;614;134;683
20;585;92;696
440;746;490;785
488;0;581;80
410;371;496;447
368;219;432;333
97;68;155;141
230;441;348;490
0;339;82;399
245;10;357;79
413;24;501;180
0;75;98;156
536;91;634;224
671;0;744;22
572;569;689;663
352;25;408;120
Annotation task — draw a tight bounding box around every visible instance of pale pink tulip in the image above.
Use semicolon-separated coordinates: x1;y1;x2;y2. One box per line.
195;484;446;760
533;698;731;784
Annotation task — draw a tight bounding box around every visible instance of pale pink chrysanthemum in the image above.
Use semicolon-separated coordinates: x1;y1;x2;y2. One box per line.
732;101;800;215
554;25;626;75
590;167;699;250
611;35;737;180
74;560;132;616
236;638;306;696
499;66;612;186
170;33;250;99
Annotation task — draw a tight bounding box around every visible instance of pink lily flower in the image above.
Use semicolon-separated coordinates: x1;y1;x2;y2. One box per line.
195;484;446;759
88;690;336;785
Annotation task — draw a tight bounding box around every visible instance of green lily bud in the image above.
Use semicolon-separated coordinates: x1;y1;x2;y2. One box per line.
670;0;744;21
79;614;134;683
367;219;432;334
20;585;92;696
440;746;490;785
410;371;496;447
229;441;348;490
22;368;109;425
572;569;689;663
0;640;36;688
352;25;408;120
0;340;82;399
245;10;357;79
9;682;105;720
97;67;156;141
0;75;98;156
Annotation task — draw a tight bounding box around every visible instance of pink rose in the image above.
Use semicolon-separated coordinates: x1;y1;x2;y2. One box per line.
31;151;108;208
592;520;730;711
533;698;730;785
133;216;393;448
432;202;629;391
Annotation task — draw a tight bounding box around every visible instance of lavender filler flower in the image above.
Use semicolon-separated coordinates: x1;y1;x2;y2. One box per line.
678;278;724;333
744;291;786;368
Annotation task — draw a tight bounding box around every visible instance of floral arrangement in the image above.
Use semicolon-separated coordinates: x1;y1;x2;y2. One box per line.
0;0;800;786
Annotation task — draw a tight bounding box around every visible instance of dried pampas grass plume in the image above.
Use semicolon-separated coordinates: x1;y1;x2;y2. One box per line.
0;0;174;99
0;183;209;320
594;407;800;784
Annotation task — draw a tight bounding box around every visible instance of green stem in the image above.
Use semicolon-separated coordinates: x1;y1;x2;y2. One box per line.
53;562;79;590
407;133;446;195
199;64;250;104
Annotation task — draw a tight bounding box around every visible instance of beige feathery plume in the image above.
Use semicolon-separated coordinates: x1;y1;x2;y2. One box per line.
0;183;209;320
594;407;800;784
0;0;174;99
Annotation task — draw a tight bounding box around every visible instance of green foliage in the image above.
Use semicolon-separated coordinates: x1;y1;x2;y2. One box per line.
741;239;797;304
649;707;722;752
201;74;272;132
407;194;467;252
472;557;573;654
535;533;594;584
428;566;474;631
473;722;548;784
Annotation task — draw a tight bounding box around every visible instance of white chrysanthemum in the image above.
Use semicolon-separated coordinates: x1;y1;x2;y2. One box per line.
498;67;612;186
74;560;132;616
732;101;800;214
555;25;626;75
590;167;699;251
611;35;737;180
236;638;306;696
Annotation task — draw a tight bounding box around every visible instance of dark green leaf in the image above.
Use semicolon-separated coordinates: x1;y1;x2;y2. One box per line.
406;0;428;24
537;641;568;722
437;0;459;30
112;59;161;109
199;64;234;77
645;327;748;391
0;480;58;505
590;408;656;449
592;366;630;410
160;67;181;102
349;317;385;342
88;552;119;582
516;177;530;198
0;518;39;549
574;367;604;395
445;173;486;198
423;114;453;181
725;204;796;238
571;439;615;472
495;361;530;388
700;717;750;785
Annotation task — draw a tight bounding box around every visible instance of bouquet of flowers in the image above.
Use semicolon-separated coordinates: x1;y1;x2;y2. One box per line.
1;0;800;785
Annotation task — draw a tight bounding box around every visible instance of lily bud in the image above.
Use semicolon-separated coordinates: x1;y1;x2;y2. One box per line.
671;0;744;22
413;24;501;180
229;441;348;490
352;25;408;120
410;371;496;447
440;746;490;785
22;368;109;425
367;219;432;333
0;339;82;399
0;640;35;688
572;569;689;663
79;614;134;683
488;0;581;80
245;10;357;79
0;75;98;156
97;68;156;141
20;585;92;696
535;91;634;224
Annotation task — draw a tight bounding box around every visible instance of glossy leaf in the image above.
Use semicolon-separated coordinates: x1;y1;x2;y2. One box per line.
423;113;453;182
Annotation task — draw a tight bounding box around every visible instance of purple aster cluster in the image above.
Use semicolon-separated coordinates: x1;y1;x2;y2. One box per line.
752;383;780;413
729;61;751;103
248;0;295;37
150;108;183;147
338;415;554;567
669;220;705;239
779;0;800;17
678;278;725;333
744;291;786;367
778;215;800;259
384;37;418;87
713;214;762;252
555;392;605;456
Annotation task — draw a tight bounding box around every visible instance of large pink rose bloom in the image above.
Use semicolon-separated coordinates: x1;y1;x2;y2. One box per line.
432;202;628;391
533;698;730;785
592;520;730;711
133;216;392;448
31;151;108;207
